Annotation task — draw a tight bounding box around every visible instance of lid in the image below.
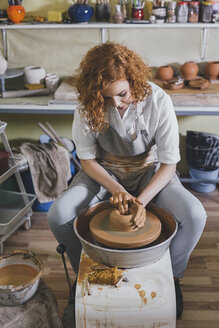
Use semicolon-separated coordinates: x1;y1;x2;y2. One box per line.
202;1;213;5
189;2;199;5
178;2;188;5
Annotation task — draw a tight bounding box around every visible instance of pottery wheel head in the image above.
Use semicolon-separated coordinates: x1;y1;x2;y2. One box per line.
108;204;146;232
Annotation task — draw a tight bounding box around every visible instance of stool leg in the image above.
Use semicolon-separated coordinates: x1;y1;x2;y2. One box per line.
56;244;74;302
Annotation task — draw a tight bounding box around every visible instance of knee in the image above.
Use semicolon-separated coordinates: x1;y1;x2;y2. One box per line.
47;197;66;230
185;198;207;231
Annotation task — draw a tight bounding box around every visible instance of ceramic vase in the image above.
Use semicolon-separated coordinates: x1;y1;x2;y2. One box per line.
113;4;124;23
180;61;199;80
95;3;110;22
68;4;93;23
205;61;219;80
156;65;174;81
7;5;25;24
0;53;7;75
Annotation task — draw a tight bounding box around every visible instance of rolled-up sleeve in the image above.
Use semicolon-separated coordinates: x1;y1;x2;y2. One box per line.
72;109;97;160
155;93;181;164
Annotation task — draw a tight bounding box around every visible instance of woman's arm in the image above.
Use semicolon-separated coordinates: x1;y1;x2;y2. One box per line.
81;159;138;213
81;159;125;195
137;163;176;207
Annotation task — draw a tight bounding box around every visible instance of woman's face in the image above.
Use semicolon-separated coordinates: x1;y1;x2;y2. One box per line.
101;80;132;112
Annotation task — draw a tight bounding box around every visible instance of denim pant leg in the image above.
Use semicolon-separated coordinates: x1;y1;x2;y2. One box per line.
47;182;111;274
154;175;207;278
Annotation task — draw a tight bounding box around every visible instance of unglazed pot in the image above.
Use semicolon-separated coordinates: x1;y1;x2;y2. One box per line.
180;61;199;80
205;61;219;80
156;66;174;81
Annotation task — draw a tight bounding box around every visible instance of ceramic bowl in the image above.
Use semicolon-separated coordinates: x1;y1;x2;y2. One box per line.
24;66;46;84
0;249;43;306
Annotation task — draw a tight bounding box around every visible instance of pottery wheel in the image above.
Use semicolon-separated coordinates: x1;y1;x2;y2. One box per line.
89;208;162;249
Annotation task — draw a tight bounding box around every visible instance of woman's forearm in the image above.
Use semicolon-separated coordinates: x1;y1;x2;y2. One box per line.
80;159;125;195
138;163;176;207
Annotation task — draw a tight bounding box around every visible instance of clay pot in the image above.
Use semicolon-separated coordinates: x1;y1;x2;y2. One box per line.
109;209;136;232
180;61;199;80
7;5;25;24
205;61;219;80
156;66;174;81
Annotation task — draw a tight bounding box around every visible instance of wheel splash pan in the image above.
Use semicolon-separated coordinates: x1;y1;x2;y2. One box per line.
74;201;178;268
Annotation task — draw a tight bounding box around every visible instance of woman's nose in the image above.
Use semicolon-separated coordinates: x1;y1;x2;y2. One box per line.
112;97;120;108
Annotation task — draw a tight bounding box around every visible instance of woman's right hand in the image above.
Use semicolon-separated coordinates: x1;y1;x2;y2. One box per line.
109;191;142;214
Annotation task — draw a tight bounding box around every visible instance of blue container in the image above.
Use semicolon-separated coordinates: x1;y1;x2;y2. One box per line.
189;166;219;193
68;4;93;23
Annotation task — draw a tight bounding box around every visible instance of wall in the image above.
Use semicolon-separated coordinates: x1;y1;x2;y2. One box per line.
0;0;219;175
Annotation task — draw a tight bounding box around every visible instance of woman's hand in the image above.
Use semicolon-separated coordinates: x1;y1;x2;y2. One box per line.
129;200;147;228
109;192;142;214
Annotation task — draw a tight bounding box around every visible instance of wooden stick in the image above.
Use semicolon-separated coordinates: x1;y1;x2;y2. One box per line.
37;122;58;143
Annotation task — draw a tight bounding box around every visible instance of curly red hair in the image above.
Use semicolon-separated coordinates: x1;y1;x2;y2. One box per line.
74;42;152;132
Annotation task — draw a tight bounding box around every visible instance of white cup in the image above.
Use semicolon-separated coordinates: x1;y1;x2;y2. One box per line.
24;66;46;84
45;75;60;92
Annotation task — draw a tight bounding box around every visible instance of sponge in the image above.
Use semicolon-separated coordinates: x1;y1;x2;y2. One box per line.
47;10;65;22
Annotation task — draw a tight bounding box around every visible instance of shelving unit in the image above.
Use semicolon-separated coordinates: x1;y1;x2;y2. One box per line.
0;121;36;254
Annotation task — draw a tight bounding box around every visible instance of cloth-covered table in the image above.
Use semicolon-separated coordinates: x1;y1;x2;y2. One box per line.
0;279;63;328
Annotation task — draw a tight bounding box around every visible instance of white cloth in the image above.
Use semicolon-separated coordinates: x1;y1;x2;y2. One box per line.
72;82;180;164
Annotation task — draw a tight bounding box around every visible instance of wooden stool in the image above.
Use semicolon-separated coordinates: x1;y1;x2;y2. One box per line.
0;279;63;328
75;249;176;328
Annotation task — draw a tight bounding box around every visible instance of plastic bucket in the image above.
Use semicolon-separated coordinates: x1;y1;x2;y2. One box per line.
189;166;219;193
186;131;219;170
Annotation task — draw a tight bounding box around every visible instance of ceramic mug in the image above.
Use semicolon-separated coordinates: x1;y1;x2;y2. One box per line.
45;74;59;92
24;66;46;84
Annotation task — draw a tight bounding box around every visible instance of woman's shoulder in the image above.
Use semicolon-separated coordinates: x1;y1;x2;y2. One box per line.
148;81;169;99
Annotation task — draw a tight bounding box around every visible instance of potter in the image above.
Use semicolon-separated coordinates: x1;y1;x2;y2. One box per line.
47;42;206;320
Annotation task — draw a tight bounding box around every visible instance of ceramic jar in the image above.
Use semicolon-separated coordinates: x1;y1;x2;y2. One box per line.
68;4;93;23
0;54;7;75
205;61;219;80
180;61;199;80
95;3;110;22
113;5;124;23
7;5;25;24
24;66;46;84
156;65;174;81
132;7;144;20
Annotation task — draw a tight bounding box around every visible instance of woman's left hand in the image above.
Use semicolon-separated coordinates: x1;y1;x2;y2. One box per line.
109;191;142;214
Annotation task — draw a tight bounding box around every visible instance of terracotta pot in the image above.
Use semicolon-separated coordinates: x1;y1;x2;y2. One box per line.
205;61;219;80
156;65;174;81
180;61;199;80
7;5;25;24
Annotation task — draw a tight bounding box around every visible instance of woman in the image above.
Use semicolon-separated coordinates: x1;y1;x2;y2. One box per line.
48;42;206;318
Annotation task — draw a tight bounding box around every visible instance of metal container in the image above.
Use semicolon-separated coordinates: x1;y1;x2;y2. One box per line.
74;201;177;268
0;249;43;306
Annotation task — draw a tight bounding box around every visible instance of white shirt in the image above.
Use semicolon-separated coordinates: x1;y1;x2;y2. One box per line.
72;82;180;164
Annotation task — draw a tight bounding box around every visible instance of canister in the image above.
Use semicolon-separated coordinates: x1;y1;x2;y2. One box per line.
167;1;177;23
200;1;213;23
176;2;188;23
188;1;199;22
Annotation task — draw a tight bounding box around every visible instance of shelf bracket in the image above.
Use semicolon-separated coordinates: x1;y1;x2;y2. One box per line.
101;27;107;43
1;28;8;60
201;27;207;61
